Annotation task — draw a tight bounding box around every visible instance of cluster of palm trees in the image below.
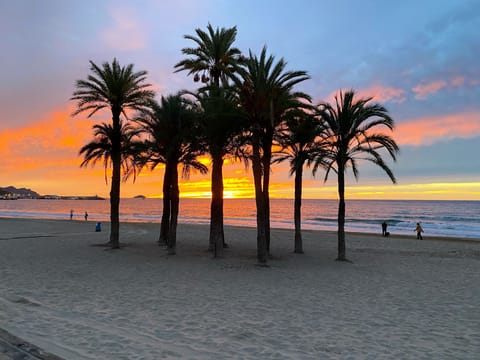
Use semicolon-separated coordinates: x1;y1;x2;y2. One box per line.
71;24;399;263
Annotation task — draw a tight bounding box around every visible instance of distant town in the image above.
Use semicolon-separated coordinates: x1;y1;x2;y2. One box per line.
0;186;105;200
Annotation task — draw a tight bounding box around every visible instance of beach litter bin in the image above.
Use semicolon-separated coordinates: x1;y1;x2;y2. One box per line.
95;222;102;232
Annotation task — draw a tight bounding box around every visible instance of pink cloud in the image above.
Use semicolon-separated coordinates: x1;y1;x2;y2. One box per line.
102;6;146;51
357;84;406;104
323;85;406;106
395;111;480;146
451;76;465;87
412;76;476;100
412;80;447;99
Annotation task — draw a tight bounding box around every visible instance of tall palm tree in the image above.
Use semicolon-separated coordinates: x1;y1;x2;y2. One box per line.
71;59;155;248
274;110;329;253
188;87;246;257
235;47;310;264
175;24;243;253
136;94;207;254
315;90;399;261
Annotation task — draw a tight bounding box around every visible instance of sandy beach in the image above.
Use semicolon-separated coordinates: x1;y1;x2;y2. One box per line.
0;218;479;359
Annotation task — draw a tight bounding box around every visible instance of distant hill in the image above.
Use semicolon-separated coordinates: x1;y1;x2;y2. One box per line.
0;186;106;200
0;186;40;199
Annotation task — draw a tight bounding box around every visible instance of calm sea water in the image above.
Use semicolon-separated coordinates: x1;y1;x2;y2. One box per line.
0;198;479;239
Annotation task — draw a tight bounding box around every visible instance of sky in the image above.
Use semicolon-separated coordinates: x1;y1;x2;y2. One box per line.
1;0;479;200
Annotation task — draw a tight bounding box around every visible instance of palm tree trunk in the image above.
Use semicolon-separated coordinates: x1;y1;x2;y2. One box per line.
167;163;179;255
337;164;346;261
159;163;172;245
264;191;270;254
110;112;122;249
294;166;303;254
252;136;267;264
209;152;224;257
262;131;273;254
109;163;121;249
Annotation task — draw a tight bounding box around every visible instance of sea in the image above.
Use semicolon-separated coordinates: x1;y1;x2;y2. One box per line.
0;198;479;239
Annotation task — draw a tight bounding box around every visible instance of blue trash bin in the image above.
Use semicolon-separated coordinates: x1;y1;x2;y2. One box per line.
95;222;102;232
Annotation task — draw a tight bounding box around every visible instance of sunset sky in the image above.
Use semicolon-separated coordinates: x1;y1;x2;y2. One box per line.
1;0;479;200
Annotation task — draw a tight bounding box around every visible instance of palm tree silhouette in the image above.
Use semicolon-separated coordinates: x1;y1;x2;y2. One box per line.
315;90;399;261
136;94;207;254
274;110;329;253
175;24;243;253
71;59;155;248
187;87;246;256
235;47;310;264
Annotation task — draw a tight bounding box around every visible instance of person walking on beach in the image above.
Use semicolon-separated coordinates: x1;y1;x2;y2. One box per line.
84;211;88;221
382;221;388;236
70;209;74;220
415;222;424;240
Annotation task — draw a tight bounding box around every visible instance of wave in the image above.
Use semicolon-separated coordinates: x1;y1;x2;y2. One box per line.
310;217;404;226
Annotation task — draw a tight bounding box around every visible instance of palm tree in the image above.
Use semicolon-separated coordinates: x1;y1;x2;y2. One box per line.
188;87;246;257
235;47;310;264
136;94;207;254
71;59;155;248
315;90;399;261
175;24;243;253
274;110;329;253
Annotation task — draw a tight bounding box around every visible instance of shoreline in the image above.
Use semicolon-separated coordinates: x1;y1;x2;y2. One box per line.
2;197;479;240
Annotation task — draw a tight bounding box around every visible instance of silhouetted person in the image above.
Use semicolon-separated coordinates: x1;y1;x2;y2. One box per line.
84;211;88;221
382;221;388;236
70;209;74;220
415;222;424;240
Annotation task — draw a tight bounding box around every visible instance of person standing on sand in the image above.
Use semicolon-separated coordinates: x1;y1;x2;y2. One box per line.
415;222;424;240
84;211;88;221
70;209;74;220
382;221;388;236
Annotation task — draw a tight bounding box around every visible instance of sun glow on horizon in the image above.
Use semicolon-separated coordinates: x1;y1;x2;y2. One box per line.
167;180;480;201
1;99;479;202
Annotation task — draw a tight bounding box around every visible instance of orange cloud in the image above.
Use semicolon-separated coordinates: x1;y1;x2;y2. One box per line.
3;104;478;200
0;106;100;173
395;111;480;146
